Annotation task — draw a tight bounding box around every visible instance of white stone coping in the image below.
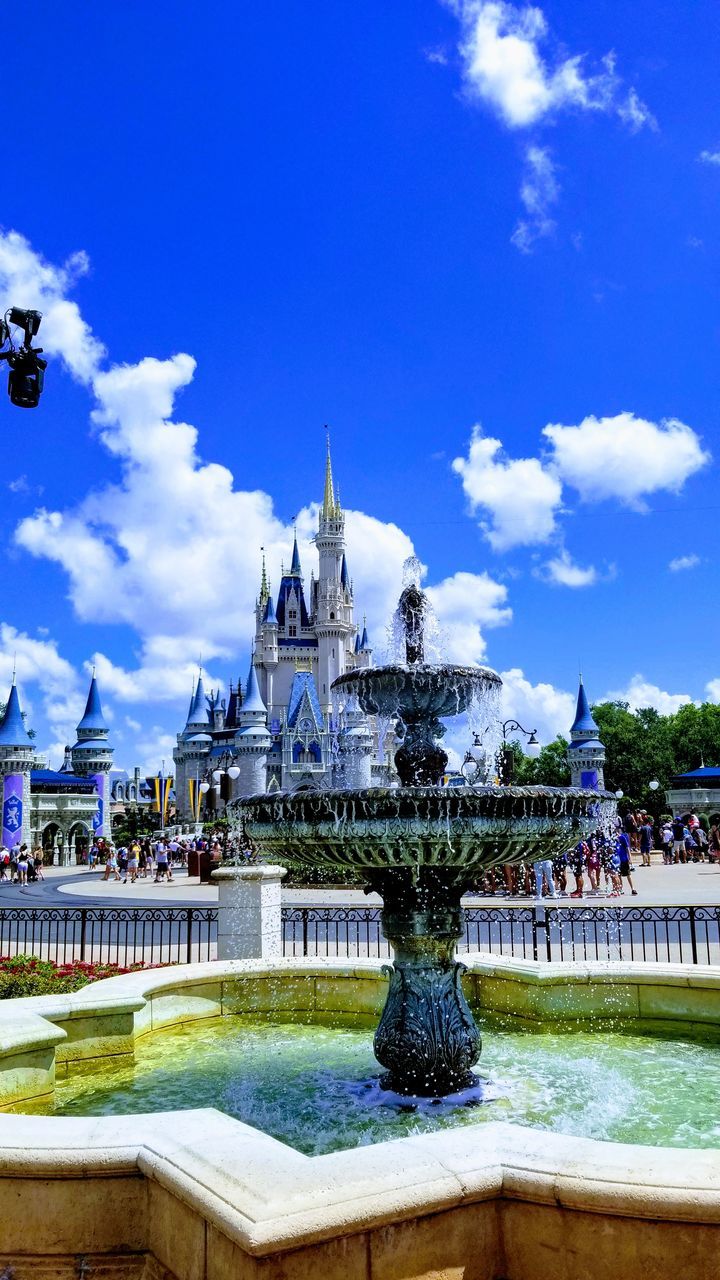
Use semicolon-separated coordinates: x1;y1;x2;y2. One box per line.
0;955;719;1256
212;863;287;882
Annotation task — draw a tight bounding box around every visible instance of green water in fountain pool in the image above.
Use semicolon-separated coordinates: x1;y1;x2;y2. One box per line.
15;1016;720;1154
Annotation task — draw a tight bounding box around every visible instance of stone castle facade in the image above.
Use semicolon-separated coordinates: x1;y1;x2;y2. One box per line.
174;446;390;819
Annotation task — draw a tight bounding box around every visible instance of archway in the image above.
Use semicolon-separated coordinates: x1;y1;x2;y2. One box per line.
42;823;61;865
69;822;90;866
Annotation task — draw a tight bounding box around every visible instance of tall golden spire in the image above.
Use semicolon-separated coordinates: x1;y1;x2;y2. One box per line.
259;547;269;605
322;426;338;518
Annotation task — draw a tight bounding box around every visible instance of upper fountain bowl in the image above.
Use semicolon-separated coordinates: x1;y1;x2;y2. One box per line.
333;664;501;724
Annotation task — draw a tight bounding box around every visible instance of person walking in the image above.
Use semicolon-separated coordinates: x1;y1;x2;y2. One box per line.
616;829;638;895
15;845;29;887
532;857;556;900
671;816;686;864
32;846;44;881
639;818;654;867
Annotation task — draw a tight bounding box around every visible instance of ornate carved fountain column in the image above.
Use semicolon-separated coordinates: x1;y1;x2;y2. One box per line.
368;867;480;1095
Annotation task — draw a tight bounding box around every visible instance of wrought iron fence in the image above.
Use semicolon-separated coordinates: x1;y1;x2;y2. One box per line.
0;906;218;966
0;903;717;968
282;904;720;966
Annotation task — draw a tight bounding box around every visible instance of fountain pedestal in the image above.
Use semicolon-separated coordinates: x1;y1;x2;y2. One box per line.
369;869;480;1095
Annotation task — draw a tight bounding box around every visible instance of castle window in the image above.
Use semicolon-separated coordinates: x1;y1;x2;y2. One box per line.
289;609;297;619
289;625;297;637
330;612;335;620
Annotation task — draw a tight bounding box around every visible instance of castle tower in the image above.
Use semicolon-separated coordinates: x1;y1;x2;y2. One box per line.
173;674;213;822
0;680;34;849
71;674;114;839
314;436;354;710
336;696;374;790
234;659;270;796
567;678;605;790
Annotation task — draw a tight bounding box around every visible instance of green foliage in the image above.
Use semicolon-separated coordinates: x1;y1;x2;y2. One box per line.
514;699;720;816
111;806;159;847
0;955;157;999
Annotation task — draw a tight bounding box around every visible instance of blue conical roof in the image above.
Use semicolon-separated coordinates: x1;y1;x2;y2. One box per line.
340;554;350;591
77;676;107;734
0;683;32;747
354;633;360;653
570;679;599;734
289;534;302;577
359;623;370;652
186;675;210;727
243;661;267;713
263;593;277;625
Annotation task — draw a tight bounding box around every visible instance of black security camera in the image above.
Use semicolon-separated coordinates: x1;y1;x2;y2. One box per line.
0;309;47;408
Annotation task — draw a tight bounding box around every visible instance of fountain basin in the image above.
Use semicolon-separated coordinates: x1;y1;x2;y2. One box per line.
240;785;614;871
333;663;502;722
1;959;720;1278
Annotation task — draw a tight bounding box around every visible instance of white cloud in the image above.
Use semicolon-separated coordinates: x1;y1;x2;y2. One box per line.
0;231;105;384
542;412;710;509
669;553;700;573
426;571;512;663
132;728;178;779
448;1;655;131
511;144;559;252
3;230;511;725
706;680;720;703
0;623;85;754
452;425;562;550
699;149;720;166
500;666;575;742
537;548;598;588
605;674;692;716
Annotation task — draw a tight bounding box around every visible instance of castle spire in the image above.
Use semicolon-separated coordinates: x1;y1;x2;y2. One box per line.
289;527;302;577
259;547;269;605
322;428;337;518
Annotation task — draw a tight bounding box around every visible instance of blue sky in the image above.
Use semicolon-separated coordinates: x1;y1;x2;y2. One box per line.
0;0;718;769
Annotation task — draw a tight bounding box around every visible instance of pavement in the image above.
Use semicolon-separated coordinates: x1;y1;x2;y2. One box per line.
0;857;706;910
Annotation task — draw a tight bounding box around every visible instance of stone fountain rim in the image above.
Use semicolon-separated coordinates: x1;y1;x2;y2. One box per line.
1;956;720;1264
333;662;503;686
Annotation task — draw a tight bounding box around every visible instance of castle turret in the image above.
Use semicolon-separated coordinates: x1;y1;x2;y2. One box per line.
0;680;34;849
336;695;374;790
233;659;271;796
174;674;213;822
71;674;113;839
567;678;605;790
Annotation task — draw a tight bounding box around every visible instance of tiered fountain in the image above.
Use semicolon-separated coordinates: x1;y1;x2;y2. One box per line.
240;569;612;1096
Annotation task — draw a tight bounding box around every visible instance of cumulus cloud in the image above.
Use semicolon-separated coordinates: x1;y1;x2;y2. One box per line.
0;623;86;755
706;680;720;703
426;571;512;663
4;230;511;729
500;666;575;741
543;413;710;508
699;148;720;166
453;412;709;556
511;144;559;253
604;674;692;716
669;553;700;573
448;1;655;131
451;426;563;550
536;548;598;588
0;231;105;383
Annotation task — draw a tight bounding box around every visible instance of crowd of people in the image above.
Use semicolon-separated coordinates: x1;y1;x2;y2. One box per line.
478;809;720;900
0;844;45;886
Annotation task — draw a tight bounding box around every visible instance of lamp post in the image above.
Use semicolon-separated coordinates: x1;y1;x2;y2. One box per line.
497;720;540;785
462;721;540;786
198;750;240;852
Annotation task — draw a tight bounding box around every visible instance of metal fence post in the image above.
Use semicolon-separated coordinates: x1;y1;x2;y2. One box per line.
689;906;698;965
79;908;87;962
186;908;194;966
302;908;309;957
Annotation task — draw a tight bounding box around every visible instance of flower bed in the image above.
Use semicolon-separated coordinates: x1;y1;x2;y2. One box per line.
0;955;165;999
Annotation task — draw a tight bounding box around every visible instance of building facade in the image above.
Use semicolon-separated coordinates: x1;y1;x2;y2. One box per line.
174;446;388;818
0;675;115;862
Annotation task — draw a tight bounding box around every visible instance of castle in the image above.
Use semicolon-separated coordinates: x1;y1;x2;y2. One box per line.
567;677;606;789
173;444;389;819
0;673;113;860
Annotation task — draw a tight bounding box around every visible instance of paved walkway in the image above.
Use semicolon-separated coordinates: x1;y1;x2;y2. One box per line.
45;858;720;910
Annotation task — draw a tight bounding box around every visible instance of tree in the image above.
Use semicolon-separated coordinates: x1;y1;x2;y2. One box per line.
513;737;571;787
